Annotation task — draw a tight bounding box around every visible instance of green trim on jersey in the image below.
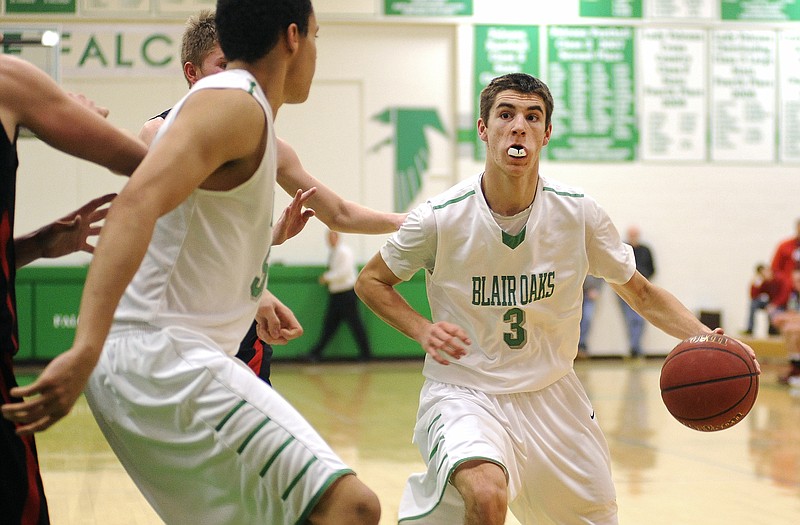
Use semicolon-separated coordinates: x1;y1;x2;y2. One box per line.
543;186;584;198
502;227;526;249
432;190;476;210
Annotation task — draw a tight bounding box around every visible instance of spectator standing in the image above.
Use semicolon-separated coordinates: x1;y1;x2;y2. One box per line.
617;225;655;358
307;230;373;362
578;275;604;359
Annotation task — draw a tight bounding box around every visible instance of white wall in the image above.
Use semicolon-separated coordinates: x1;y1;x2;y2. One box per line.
9;8;800;355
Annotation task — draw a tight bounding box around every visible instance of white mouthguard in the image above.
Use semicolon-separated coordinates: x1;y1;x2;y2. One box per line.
508;147;526;158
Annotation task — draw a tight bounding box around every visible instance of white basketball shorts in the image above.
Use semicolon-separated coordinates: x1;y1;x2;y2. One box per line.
399;370;618;524
85;324;353;525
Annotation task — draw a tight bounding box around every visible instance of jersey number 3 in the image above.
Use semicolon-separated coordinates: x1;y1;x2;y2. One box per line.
503;307;527;349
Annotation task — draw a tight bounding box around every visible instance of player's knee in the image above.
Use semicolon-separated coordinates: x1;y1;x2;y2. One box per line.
453;462;508;524
310;475;380;525
345;482;381;524
464;483;507;523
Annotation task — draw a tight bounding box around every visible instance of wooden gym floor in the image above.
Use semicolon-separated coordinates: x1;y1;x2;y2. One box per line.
19;357;800;524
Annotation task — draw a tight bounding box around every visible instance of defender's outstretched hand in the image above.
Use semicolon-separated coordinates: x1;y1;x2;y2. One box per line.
42;193;116;257
272;187;317;246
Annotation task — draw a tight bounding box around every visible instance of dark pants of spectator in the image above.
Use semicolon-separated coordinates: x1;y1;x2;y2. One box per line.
309;289;372;360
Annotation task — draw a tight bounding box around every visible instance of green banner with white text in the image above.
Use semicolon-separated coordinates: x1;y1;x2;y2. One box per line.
546;26;637;161
579;0;641;18
384;0;472;16
5;0;75;13
721;0;800;20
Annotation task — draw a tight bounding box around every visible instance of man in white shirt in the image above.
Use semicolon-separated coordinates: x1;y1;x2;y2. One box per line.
308;229;372;361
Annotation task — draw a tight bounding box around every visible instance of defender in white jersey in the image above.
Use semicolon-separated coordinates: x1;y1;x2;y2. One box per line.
5;1;380;524
356;73;759;525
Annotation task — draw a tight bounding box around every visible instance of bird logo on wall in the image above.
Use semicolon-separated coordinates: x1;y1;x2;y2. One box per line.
370;108;446;212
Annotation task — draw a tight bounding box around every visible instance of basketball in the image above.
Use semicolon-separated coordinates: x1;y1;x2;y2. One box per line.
660;334;759;432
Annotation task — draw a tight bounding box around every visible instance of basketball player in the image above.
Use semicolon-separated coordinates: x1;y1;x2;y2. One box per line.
355;73;759;524
142;9;405;382
2;1;380;523
0;55;146;525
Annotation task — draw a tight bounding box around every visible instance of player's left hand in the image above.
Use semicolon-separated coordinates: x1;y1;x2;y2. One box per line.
272;187;317;246
254;290;303;344
40;193;116;258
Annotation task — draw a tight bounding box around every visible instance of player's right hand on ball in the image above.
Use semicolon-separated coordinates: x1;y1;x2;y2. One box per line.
419;322;470;365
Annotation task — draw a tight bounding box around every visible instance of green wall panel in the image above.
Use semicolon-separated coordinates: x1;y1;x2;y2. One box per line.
14;265;430;362
14;283;34;360
267;265;429;361
33;283;83;359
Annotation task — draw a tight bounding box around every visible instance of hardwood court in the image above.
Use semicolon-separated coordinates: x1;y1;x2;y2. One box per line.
25;358;800;524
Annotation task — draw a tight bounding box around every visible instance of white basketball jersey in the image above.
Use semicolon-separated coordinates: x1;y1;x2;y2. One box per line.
384;173;634;393
114;69;277;354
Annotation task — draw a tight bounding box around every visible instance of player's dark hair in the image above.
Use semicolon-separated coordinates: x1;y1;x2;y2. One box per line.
479;73;554;128
216;0;313;63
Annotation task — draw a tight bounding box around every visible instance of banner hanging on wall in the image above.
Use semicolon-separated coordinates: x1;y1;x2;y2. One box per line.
5;0;75;13
644;0;714;18
546;26;637;161
384;0;472;16
579;0;642;18
639;28;708;161
721;0;800;21
710;30;776;162
779;31;800;163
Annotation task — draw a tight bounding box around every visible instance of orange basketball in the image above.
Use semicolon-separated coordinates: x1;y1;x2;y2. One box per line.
660;334;758;432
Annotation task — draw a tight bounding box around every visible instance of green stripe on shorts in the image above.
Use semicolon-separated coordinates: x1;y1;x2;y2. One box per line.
282;457;318;501
260;436;295;477
237;417;271;454
216;400;246;431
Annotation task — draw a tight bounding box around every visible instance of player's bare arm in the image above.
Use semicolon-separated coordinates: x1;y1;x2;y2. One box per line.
276;138;406;233
0;55;145;176
611;271;760;370
355;253;469;365
612;271;711;339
